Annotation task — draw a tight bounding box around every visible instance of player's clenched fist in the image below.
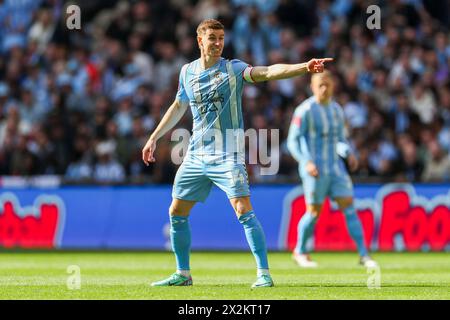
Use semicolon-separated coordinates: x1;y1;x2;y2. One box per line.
142;137;157;166
306;58;333;73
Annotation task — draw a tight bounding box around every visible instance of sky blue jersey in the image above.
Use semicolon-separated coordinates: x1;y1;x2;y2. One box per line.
287;96;352;176
176;57;254;163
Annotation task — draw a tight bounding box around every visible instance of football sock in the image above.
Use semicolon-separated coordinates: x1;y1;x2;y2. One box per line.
176;270;191;277
238;211;269;270
257;269;270;277
295;212;317;254
343;205;368;257
170;215;191;272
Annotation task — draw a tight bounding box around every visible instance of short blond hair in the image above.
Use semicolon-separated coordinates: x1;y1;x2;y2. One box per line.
311;70;333;82
196;19;224;36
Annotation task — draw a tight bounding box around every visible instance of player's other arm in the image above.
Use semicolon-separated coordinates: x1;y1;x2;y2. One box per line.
336;108;358;172
287;113;305;163
287;109;319;177
247;58;333;82
142;99;188;165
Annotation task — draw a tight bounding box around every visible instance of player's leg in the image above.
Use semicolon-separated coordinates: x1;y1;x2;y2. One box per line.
296;204;323;255
152;156;212;286
151;199;196;286
207;162;273;287
334;196;377;267
169;198;196;275
293;174;329;267
292;203;322;268
334;197;366;256
331;173;377;267
229;197;269;274
230;196;273;288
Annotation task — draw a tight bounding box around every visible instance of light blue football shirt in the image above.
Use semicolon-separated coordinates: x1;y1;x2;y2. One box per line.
287;96;352;176
176;57;253;163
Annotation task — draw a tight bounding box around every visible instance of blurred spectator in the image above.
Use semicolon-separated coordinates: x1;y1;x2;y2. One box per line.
341;93;368;130
389;93;415;134
153;41;187;92
93;141;125;183
28;8;56;53
422;140;450;182
128;32;155;85
10;135;36;175
368;137;398;177
395;134;424;182
65;135;93;183
113;96;134;136
193;0;231;24
28;127;56;174
232;5;275;65
436;116;450;152
409;81;437;124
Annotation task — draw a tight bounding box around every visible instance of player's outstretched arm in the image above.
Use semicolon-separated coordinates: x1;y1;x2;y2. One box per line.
249;58;333;82
142;99;188;165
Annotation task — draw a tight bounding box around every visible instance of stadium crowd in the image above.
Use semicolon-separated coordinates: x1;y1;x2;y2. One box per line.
0;0;449;184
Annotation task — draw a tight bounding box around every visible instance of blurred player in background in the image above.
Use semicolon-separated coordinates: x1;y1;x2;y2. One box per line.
142;19;333;287
287;71;377;268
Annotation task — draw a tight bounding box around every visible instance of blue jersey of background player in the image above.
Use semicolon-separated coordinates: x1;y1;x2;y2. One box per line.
142;19;334;287
287;71;377;268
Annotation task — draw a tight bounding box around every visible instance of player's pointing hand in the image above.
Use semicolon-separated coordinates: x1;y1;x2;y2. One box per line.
307;58;334;73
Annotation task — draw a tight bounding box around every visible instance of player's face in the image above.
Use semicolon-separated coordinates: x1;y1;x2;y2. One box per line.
198;29;224;58
311;75;334;103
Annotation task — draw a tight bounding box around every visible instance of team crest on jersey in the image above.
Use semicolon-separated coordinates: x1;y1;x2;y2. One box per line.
213;71;222;85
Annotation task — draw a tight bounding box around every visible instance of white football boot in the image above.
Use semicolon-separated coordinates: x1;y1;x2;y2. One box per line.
360;255;378;268
292;252;318;268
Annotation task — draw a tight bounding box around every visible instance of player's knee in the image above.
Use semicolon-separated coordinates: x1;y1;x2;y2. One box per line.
310;210;321;218
231;197;252;215
235;203;249;215
169;204;190;217
337;197;353;210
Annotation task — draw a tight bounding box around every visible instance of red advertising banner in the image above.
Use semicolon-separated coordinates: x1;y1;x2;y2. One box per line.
0;193;65;249
280;184;450;252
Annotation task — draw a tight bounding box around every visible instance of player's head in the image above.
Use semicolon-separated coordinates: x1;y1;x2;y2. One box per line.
310;70;335;104
196;19;225;58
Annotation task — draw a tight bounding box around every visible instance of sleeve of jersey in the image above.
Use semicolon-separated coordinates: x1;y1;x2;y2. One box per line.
176;64;189;104
242;66;256;83
287;109;312;163
231;59;256;83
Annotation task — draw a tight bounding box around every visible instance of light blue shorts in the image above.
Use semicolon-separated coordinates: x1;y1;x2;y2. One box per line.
300;172;353;205
172;155;250;203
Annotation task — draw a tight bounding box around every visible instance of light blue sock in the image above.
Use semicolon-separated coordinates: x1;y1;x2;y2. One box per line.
343;205;368;257
170;215;191;271
238;211;269;270
295;212;317;254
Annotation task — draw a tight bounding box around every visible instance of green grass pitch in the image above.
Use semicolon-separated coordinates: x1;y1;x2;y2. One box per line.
0;251;449;299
